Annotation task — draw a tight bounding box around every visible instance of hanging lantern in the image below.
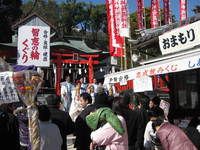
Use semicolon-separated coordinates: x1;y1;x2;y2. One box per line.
69;63;72;67
84;69;87;73
78;68;82;75
69;69;71;74
79;64;81;67
100;67;103;72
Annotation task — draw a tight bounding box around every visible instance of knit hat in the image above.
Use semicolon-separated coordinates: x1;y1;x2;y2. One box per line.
46;94;61;106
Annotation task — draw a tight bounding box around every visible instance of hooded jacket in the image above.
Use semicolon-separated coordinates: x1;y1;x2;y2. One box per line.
86;107;125;134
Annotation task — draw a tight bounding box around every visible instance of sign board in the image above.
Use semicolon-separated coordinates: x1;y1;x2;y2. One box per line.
159;20;200;55
104;50;200;84
73;53;79;62
159;99;170;118
133;76;153;92
111;56;117;65
0;72;19;105
17;26;50;67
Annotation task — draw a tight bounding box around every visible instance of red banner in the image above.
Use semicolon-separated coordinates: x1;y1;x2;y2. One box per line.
180;0;187;20
150;0;160;28
136;0;145;30
106;0;124;57
163;0;171;24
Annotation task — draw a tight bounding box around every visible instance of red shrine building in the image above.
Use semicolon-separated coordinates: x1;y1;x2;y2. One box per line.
0;13;110;95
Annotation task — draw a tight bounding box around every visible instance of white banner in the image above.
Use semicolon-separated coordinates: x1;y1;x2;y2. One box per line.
0;72;19;105
119;0;130;37
159;20;200;55
133;76;153;92
104;50;200;84
17;26;50;67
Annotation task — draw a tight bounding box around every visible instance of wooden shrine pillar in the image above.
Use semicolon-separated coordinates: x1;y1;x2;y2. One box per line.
56;55;62;95
88;56;94;83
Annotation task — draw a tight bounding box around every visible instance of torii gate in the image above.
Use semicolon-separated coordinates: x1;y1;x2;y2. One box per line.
51;53;99;95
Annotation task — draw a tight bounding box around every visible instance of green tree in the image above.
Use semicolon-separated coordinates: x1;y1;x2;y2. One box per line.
21;0;60;27
89;4;107;41
0;0;22;42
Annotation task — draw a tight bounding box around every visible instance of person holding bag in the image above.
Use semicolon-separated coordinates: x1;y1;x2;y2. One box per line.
86;96;128;150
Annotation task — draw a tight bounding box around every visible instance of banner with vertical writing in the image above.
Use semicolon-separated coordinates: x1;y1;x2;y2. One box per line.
163;0;171;24
150;0;160;28
180;0;187;20
106;0;124;57
136;0;145;30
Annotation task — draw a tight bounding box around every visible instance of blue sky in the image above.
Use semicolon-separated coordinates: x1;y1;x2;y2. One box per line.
23;0;200;20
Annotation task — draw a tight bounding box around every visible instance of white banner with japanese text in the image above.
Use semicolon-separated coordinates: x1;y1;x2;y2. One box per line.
159;20;200;55
0;72;19;105
118;0;130;37
133;76;153;92
104;50;200;84
17;26;50;67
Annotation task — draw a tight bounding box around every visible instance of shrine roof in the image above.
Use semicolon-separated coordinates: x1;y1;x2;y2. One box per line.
130;14;200;50
12;12;56;31
50;40;102;54
0;39;109;55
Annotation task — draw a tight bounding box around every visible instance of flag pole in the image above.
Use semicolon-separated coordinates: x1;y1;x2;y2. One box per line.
120;48;123;70
124;37;127;70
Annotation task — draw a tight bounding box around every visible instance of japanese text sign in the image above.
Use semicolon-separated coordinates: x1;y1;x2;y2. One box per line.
104;50;200;84
0;72;19;105
17;26;50;67
159;20;200;55
133;76;153;92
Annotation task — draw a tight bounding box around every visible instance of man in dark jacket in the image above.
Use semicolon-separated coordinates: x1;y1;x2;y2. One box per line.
46;94;75;150
74;92;111;150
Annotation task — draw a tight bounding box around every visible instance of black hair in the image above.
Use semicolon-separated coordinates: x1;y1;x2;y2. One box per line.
152;118;164;132
112;96;126;118
134;93;150;110
38;105;50;121
148;107;164;118
80;92;92;104
46;94;61;106
151;96;161;106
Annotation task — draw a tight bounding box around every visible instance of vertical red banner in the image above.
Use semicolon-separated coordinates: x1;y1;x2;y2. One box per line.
136;0;145;30
150;0;160;28
180;0;187;20
106;0;124;57
163;0;171;24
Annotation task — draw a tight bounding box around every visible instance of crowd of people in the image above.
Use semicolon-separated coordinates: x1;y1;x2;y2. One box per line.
0;75;200;150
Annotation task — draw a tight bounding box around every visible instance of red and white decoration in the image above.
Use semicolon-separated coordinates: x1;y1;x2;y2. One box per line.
150;0;160;28
136;0;145;30
106;0;130;57
180;0;187;21
163;0;171;24
17;26;50;67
